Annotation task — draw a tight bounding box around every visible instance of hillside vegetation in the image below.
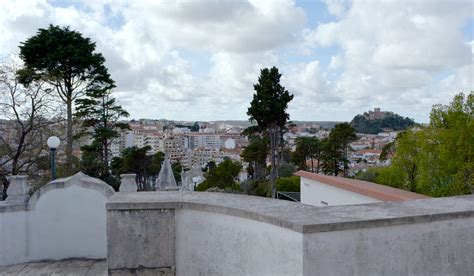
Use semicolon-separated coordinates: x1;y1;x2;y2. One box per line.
351;112;415;134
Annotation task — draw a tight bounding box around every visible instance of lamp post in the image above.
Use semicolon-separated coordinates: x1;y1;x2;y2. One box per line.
47;136;60;181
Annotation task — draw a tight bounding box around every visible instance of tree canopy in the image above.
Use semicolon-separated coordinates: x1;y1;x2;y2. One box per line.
196;158;242;192
292;136;321;172
351;112;415;134
18;25;114;173
76;86;129;181
241;136;269;180
372;92;473;196
247;66;293;197
110;146;164;191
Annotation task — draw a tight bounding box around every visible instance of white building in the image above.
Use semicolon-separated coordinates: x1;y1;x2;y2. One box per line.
295;171;428;207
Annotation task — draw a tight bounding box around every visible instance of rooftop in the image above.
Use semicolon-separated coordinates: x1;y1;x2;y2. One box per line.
295;170;429;202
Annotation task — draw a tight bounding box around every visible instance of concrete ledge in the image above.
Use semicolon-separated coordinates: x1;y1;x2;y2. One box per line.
106;192;474;233
0;202;27;213
28;172;115;210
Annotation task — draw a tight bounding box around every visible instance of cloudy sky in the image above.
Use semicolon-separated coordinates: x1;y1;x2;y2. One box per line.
1;0;472;122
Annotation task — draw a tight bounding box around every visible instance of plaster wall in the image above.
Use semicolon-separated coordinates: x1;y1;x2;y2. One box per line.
28;185;108;261
303;216;474;275
106;192;474;275
0;207;28;265
107;209;175;272
300;177;381;206
0;176;111;266
175;209;303;276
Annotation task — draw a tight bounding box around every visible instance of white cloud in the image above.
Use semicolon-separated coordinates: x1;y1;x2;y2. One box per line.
305;0;473;122
0;0;472;122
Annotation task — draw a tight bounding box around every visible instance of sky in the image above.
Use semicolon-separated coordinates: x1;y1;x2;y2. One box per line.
0;0;473;122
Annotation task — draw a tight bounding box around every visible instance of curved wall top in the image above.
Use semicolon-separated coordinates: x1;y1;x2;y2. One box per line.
107;191;474;233
28;172;115;209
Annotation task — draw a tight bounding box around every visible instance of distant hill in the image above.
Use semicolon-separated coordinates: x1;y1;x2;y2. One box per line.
350;108;415;134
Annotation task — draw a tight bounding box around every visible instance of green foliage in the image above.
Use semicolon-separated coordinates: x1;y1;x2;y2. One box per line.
80;141;105;178
247;66;294;197
292;136;321;172
171;161;183;183
18;25;114;173
355;167;404;189
239;179;273;197
319;123;357;176
110;147;164;191
278;161;297;177
247;67;294;129
275;176;300;192
320;137;342;176
354;168;378;183
77;86;130;181
241;136;269;179
379;141;395;161
376;92;473;196
351;113;415;134
197;159;242;191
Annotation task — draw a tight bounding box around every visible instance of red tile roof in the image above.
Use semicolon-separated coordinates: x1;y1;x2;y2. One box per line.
294;170;429;202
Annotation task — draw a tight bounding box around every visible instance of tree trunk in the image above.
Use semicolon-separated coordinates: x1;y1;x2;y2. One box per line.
103;138;109;176
269;126;277;198
11;132;26;175
66;96;73;173
316;155;320;174
343;143;348;177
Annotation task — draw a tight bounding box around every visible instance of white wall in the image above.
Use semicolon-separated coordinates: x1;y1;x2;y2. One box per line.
0;208;29;265
175;209;303;276
28;185;108;260
303;216;474;275
0;176;112;266
300;177;381;207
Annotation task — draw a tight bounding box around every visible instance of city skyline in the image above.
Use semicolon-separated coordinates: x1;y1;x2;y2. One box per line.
1;0;473;123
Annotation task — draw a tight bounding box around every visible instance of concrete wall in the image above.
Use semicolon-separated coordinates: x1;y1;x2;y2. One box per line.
175;209;302;276
300;176;381;206
303;216;474;275
107;209;175;274
0;205;29;265
107;192;474;275
0;172;114;266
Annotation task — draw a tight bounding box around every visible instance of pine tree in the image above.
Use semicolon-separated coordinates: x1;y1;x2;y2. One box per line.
247;67;293;197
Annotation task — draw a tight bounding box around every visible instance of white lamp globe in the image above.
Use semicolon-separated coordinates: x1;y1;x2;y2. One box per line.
47;136;60;149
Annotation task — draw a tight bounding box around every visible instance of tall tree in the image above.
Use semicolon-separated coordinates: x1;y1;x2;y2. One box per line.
329;123;357;177
0;57;58;175
247;67;293;197
320;137;343;176
293;136;321;173
18;25;114;173
76;86;129;179
241;136;269;180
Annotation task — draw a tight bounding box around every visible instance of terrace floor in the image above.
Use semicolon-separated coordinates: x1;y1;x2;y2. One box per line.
0;259;106;275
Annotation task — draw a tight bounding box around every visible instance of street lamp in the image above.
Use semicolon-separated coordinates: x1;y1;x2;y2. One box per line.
47;136;60;181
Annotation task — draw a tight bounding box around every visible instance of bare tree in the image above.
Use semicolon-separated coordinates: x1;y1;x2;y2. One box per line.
0;57;60;175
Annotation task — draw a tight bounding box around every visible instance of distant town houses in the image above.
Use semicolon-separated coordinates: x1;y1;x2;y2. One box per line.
108;120;248;169
1;116;398;178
